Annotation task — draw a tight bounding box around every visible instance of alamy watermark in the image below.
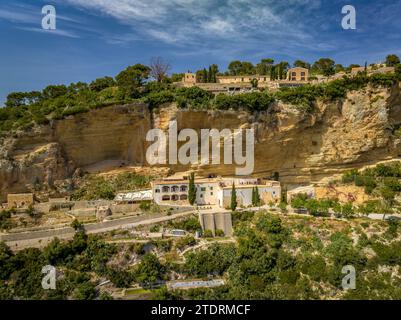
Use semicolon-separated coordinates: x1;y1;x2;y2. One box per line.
42;265;56;290
146;121;255;176
42;5;57;30
342;5;356;30
341;265;356;290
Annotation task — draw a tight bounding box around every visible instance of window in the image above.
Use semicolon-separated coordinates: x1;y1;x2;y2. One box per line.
210;187;213;190
301;77;305;81
301;72;305;76
210;192;213;196
155;189;160;193
292;72;296;76
201;187;206;191
200;194;203;198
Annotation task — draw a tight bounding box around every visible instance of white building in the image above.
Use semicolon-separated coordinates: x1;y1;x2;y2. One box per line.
114;189;153;204
151;177;281;208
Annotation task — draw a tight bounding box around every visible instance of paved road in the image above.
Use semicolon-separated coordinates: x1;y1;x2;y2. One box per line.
1;210;195;250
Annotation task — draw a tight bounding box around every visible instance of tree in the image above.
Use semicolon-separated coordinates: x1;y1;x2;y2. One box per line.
42;85;68;99
293;60;311;70
89;76;115;92
228;60;243;75
73;282;96;300
202;68;208;83
385;54;400;67
270;66;277;81
68;82;88;94
250;78;258;88
134;253;165;287
5;91;42;108
254;187;261;206
377;185;396;219
188;172;196;205
230;183;237;211
335;64;345;73
208;66;212;83
171;73;184;82
115;64;150;97
0;242;14;280
210;64;219;83
71;219;85;232
227;61;255;75
278;62;290;80
256;58;274;75
312;58;335;76
150;57;171;83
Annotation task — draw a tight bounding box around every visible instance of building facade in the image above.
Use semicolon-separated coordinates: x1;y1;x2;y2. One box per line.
216;75;270;84
287;67;309;81
151;177;281;208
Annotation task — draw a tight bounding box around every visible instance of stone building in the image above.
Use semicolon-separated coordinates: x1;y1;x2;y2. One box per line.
182;73;197;87
151;177;281;208
287;67;309;82
216;75;270;84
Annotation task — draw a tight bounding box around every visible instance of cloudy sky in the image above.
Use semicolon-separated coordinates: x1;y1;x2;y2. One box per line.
1;0;401;104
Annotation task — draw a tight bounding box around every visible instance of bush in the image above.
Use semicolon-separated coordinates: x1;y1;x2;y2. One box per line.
175;87;213;109
213;92;274;112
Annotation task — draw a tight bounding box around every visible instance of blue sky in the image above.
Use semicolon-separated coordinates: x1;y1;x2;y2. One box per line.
1;0;401;104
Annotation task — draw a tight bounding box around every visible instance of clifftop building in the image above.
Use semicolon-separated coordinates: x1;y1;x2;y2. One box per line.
287;67;309;81
180;68;310;93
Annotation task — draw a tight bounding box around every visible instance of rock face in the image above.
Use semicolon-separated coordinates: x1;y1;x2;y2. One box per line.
1;85;401;201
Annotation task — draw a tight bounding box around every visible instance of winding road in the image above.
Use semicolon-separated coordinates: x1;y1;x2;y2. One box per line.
0;210;196;251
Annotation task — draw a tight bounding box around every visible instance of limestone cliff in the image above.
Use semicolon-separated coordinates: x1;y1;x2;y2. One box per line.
1;85;401;201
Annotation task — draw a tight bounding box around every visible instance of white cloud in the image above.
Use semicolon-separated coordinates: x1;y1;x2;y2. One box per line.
64;0;316;46
16;27;81;39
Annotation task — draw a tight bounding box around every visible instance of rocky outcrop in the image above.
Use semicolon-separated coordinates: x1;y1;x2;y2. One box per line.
1;85;401;201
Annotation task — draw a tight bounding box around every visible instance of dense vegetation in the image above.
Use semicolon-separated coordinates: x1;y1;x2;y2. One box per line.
1;61;400;136
1;210;401;300
169;212;401;300
0;222;169;299
342;162;401;214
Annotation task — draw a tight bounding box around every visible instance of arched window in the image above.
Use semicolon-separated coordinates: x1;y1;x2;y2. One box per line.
162;186;170;193
162;195;170;201
171;194;179;201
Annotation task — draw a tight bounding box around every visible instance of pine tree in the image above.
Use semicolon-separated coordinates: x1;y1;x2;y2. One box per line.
255;187;260;206
251;187;256;206
202;68;208;83
208;66;212;83
188;172;196;205
230;183;237;211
